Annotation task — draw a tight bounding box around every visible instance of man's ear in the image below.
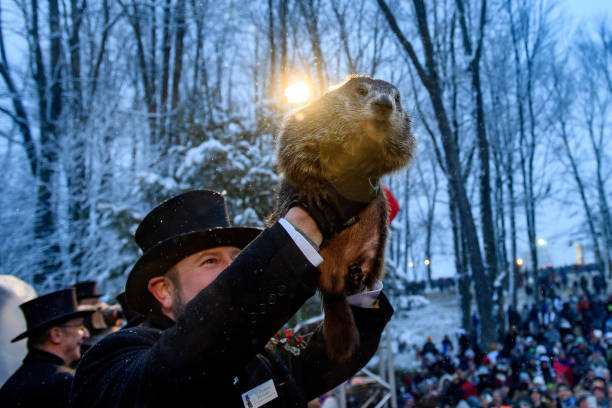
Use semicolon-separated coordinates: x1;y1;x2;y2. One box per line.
48;326;63;345
147;276;174;313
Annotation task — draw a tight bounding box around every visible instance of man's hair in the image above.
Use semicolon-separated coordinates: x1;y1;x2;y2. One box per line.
556;382;571;392
26;327;51;350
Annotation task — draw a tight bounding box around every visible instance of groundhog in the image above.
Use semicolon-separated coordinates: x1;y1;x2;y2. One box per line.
268;74;416;361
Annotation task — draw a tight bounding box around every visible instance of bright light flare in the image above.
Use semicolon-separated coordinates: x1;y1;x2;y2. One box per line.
537;238;547;246
284;82;310;104
424;259;430;266
516;258;524;266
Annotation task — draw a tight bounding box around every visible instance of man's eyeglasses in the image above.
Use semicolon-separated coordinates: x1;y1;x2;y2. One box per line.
59;323;88;334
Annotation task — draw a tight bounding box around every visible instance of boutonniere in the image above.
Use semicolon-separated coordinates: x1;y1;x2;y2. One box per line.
271;328;306;356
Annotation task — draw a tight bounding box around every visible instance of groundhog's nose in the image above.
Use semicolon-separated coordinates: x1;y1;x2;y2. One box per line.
373;95;393;113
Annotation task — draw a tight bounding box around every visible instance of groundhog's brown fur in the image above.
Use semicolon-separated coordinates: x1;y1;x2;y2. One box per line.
269;74;416;361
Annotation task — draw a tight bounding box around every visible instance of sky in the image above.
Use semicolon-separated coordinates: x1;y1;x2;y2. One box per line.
561;0;612;20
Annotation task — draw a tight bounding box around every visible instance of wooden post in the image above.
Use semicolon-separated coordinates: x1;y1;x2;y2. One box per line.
387;328;397;408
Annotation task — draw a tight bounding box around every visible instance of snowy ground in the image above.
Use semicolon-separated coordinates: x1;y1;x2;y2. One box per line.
386;291;460;371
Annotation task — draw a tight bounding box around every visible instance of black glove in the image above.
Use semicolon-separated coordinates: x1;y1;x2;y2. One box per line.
289;177;381;241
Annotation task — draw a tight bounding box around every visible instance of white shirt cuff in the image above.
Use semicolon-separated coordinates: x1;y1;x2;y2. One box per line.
347;281;383;308
279;218;323;267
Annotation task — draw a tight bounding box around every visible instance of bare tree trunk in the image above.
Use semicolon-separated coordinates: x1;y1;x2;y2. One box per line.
190;0;203;95
403;169;412;279
0;3;38;176
69;0;84;113
493;149;509;329
279;0;288;93
331;0;355;73
299;0;326;95
89;0;114;100
586;115;612;278
450;186;472;332
121;0;160;146
448;12;471;330
266;0;277;98
507;0;540;303
30;0;62;283
575;23;612;275
67;0;89;282
170;0;185;145
456;0;498;298
525;65;539;300
417;152;438;287
508;160;518;307
377;0;495;347
159;0;172;144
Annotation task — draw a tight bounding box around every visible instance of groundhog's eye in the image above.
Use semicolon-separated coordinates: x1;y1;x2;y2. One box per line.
395;94;401;104
356;86;368;96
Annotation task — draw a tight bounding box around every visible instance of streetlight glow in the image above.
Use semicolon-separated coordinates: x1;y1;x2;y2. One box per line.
284;82;311;104
537;238;547;246
516;258;524;266
408;262;414;268
424;259;430;266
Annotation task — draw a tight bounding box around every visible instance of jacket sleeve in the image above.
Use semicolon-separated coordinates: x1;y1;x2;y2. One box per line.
285;293;394;401
71;223;320;407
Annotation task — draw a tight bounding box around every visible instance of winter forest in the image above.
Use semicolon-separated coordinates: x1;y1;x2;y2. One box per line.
0;0;610;350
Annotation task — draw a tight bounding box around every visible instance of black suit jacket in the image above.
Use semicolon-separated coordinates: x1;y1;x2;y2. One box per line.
0;349;73;407
70;223;393;407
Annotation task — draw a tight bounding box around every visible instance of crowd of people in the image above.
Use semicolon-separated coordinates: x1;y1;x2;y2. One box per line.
398;286;612;408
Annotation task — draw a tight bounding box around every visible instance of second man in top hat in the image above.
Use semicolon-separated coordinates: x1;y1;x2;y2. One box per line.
0;288;93;407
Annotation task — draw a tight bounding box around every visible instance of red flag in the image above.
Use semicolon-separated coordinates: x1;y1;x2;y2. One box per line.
382;185;400;226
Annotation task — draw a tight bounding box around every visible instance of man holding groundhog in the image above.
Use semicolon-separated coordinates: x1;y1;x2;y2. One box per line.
70;188;393;407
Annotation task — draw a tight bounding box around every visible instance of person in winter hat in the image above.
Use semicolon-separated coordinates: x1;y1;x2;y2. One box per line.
70;189;393;407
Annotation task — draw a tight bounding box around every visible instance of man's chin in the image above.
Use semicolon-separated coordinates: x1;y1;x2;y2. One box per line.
171;296;187;319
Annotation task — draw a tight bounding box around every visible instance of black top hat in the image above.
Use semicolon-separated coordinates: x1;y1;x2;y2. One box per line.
125;190;262;314
71;281;103;302
11;288;95;342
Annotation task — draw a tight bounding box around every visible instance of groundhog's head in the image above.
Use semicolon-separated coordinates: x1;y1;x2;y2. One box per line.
277;74;416;184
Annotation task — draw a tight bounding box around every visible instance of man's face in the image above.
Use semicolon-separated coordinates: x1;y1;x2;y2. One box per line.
58;317;89;364
557;386;572;402
170;246;241;316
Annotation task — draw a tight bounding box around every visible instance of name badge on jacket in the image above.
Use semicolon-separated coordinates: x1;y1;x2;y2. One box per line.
241;379;278;408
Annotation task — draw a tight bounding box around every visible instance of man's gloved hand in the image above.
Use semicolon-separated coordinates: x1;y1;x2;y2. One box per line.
289;177;381;241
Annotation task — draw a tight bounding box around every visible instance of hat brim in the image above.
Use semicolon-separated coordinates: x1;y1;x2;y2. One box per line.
11;309;95;342
126;227;262;314
123;315;145;328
